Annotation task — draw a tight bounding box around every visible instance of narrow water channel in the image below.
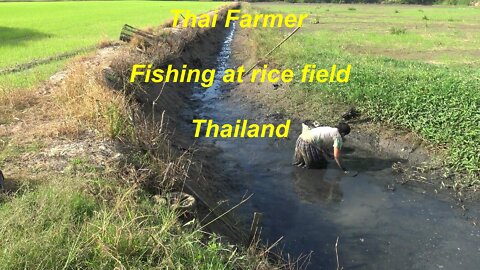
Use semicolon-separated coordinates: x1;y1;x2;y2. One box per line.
185;26;480;269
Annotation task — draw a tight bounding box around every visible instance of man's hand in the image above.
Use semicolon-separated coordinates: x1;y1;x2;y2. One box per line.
344;170;359;177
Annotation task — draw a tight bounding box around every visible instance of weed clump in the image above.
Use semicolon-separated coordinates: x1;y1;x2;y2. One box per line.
389;27;407;35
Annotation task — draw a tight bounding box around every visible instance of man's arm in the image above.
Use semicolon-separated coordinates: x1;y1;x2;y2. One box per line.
333;147;347;172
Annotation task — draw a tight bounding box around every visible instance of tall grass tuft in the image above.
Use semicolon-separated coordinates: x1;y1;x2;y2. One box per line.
389;27;407;35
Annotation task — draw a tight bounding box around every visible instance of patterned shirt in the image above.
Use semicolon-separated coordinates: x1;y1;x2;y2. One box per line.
300;126;343;150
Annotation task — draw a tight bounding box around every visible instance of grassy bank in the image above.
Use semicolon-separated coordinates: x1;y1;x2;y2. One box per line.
0;58;275;269
248;3;479;188
0;4;284;267
0;1;223;89
0;176;259;269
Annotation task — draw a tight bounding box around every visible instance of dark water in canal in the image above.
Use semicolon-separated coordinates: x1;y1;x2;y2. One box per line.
183;25;480;270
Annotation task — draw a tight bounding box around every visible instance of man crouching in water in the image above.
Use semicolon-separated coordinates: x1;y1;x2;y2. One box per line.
293;121;351;172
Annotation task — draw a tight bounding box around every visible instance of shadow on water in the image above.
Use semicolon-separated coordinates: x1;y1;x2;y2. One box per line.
0;26;52;47
180;26;480;269
344;152;406;172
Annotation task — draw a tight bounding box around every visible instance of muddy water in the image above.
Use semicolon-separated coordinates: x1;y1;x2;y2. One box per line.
184;26;480;269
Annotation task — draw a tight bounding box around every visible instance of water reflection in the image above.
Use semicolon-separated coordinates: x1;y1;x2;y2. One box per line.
293;167;343;204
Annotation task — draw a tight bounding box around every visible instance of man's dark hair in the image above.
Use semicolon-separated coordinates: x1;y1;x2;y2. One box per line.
336;122;351;136
303;119;316;128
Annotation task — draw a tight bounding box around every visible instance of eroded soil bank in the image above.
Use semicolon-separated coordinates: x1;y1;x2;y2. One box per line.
163;18;480;270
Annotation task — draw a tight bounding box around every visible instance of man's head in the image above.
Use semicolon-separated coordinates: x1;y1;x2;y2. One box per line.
336;122;351;137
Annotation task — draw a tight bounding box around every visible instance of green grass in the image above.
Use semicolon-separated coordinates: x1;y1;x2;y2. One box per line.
251;3;479;183
254;3;480;66
0;175;262;269
0;59;69;89
0;1;224;89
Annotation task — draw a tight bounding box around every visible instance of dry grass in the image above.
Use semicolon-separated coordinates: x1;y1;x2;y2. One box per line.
0;55;132;141
51;63;131;138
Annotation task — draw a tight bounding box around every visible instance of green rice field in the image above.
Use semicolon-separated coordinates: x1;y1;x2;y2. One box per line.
0;1;224;88
254;3;480;66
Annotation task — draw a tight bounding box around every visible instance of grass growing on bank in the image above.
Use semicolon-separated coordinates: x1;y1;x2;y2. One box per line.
0;73;275;270
0;1;223;89
0;24;279;267
249;3;479;187
0;175;264;269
